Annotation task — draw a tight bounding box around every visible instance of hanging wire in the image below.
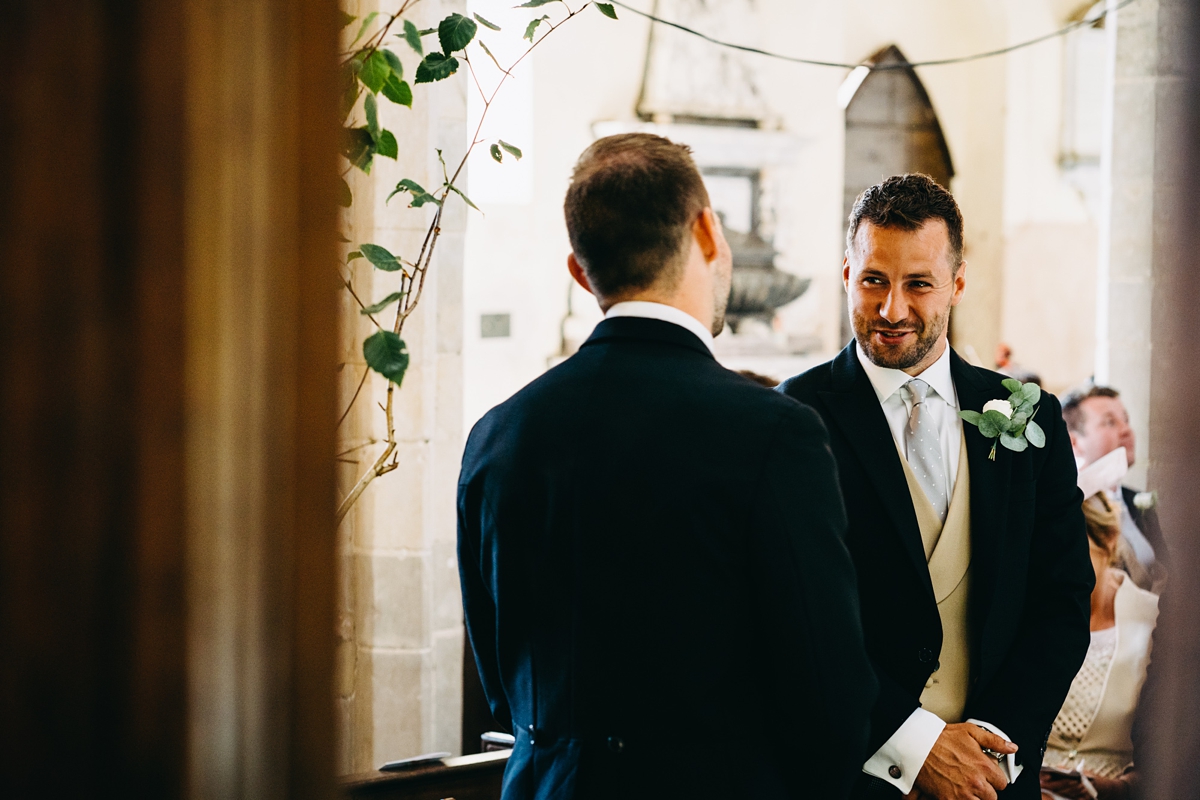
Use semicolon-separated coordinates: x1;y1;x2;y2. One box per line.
609;0;1136;71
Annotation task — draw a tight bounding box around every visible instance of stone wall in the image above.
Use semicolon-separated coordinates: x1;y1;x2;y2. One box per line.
336;0;467;773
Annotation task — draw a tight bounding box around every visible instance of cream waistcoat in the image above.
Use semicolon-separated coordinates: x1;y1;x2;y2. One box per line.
896;435;973;723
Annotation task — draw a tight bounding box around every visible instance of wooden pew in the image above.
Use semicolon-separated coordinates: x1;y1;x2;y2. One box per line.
340;750;510;800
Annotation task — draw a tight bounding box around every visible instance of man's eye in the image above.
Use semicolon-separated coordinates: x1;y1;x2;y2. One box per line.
863;277;884;285
910;281;932;289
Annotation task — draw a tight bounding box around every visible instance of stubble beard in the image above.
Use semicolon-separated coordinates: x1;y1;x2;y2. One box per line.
854;305;950;371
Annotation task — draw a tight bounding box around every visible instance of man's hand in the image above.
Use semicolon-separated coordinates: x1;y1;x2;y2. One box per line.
912;722;1018;800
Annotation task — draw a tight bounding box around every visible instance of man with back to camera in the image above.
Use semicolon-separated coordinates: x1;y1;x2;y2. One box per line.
779;174;1094;800
1063;385;1168;592
457;133;877;800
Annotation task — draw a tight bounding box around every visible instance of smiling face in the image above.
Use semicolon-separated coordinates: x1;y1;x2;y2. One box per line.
1072;395;1136;468
844;219;966;375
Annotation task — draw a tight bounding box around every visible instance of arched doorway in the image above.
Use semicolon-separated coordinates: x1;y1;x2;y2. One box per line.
841;45;955;344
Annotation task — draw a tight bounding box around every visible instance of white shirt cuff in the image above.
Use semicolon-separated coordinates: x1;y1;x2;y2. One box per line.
966;718;1023;784
863;707;946;794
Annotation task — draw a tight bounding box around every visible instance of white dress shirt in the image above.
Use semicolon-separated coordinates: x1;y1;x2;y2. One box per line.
604;301;715;353
855;341;1013;794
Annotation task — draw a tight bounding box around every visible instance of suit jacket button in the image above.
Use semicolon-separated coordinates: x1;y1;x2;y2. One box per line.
888;765;902;779
527;724;537;745
607;736;625;754
918;647;934;663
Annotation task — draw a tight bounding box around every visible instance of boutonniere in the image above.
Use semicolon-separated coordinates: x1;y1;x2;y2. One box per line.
959;378;1046;461
1133;491;1157;511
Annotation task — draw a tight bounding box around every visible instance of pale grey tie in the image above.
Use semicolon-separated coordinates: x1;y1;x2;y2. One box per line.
903;379;949;523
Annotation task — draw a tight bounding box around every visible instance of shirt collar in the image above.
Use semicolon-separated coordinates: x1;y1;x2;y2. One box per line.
604;301;715;354
855;339;958;408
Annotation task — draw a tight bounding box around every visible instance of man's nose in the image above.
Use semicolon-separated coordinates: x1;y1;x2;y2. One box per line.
879;287;908;323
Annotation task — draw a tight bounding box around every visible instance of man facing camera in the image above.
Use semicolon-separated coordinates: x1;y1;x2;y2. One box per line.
457;133;876;800
779;174;1094;800
1063;385;1168;592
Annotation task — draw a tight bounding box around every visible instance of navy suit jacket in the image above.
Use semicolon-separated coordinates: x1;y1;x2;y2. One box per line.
778;343;1094;799
458;317;877;800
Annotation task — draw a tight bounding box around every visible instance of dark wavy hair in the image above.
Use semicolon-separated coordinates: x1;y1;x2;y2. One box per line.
847;173;964;268
564;133;710;300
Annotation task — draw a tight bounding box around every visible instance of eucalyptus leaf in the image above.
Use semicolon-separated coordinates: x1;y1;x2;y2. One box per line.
958;410;983;425
448;183;480;210
381;75;412;106
516;0;559;6
1000;432;1028;452
360;243;403;272
341;127;375;172
360;291;406;315
381;48;403;78
362;330;410;386
1011;410;1029;427
1025;419;1046;448
338;177;353;207
1022;382;1042;404
524;14;550;41
364;93;380;139
376;129;398;159
499;140;523;159
387;178;442;207
595;2;618;18
403;19;424;55
360;50;391;94
438;13;478;53
478;39;500;67
474;12;501;30
415;52;459;83
490;143;503;162
1001;378;1023;394
352;11;379;46
982;409;1013;433
346;250;363;261
341;12;358;28
978;417;1000;439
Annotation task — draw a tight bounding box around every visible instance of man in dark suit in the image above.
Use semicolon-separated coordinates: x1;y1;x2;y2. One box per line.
458;133;876;800
779;174;1094;800
1063;385;1169;592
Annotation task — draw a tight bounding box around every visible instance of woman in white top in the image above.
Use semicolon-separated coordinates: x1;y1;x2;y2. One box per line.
1041;493;1159;800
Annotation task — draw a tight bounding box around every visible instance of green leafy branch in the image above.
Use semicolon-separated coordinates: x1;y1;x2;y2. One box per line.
335;0;615;525
959;378;1046;461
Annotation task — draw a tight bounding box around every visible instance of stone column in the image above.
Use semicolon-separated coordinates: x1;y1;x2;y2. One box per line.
1095;0;1167;489
336;0;467;773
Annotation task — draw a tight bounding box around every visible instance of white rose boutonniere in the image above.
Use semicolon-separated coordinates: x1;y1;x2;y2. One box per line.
960;378;1046;461
1133;491;1157;511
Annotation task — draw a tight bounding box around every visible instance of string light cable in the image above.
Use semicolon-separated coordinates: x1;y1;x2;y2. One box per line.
609;0;1137;71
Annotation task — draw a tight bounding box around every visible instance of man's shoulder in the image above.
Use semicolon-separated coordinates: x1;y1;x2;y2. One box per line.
776;357;838;403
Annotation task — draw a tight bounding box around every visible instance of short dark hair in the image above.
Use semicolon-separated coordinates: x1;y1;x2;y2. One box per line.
847;173;964;268
1062;385;1121;434
564;133;710;300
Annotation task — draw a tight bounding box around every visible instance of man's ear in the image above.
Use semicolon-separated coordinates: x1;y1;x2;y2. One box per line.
567;253;595;296
951;260;968;306
842;255;851;291
694;208;720;262
1069;429;1083;456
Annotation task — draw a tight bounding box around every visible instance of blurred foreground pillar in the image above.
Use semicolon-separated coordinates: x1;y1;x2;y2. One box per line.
0;2;339;798
1141;0;1200;797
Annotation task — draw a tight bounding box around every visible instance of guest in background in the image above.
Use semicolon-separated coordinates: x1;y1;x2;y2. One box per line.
1063;386;1168;592
1040;492;1159;800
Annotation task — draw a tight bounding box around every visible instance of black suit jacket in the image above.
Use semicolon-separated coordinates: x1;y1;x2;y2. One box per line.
1121;486;1169;567
458;317;877;800
778;342;1094;799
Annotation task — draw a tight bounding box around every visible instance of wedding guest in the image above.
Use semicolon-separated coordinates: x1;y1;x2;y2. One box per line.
458;133;876;800
779;173;1093;799
1063;386;1168;592
1040;492;1159;800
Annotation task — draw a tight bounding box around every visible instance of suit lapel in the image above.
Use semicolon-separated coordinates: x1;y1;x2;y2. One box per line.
818;343;935;603
949;352;1012;654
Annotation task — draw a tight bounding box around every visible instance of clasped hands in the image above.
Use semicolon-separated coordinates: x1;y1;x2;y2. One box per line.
903;723;1018;800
